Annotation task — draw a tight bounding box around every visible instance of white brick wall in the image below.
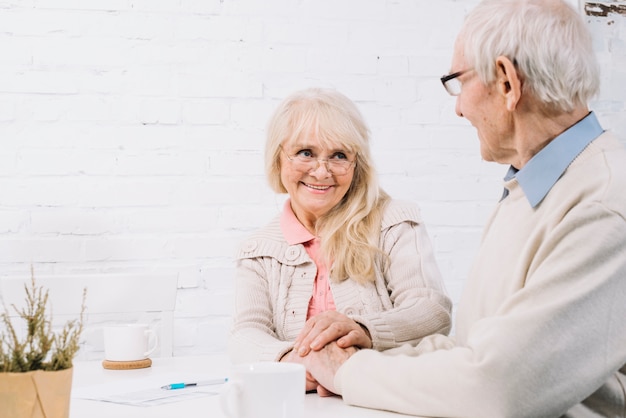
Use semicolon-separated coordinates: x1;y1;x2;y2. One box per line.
0;0;624;357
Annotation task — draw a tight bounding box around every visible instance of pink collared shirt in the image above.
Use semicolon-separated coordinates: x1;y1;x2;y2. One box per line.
280;200;336;319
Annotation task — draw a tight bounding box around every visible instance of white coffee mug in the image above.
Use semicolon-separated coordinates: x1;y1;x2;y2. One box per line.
220;362;305;418
103;324;158;361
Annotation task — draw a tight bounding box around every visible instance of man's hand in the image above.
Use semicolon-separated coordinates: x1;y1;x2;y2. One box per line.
280;349;320;392
302;341;358;395
293;311;372;357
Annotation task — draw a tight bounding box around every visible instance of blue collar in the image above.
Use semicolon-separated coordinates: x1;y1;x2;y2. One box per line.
504;112;604;208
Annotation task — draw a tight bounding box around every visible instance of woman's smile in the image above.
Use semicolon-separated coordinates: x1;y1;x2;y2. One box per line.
302;182;333;191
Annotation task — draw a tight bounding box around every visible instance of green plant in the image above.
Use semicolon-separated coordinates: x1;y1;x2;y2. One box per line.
0;270;86;373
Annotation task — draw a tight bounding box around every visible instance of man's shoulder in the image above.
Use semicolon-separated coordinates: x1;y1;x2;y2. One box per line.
558;131;626;216
575;131;626;184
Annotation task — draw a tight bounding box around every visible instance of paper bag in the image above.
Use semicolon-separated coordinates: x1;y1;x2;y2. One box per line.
0;367;73;418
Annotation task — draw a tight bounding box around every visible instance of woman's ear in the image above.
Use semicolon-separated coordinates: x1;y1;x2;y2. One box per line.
495;56;522;111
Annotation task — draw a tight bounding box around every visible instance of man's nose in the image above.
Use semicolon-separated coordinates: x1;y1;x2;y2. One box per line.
455;97;463;118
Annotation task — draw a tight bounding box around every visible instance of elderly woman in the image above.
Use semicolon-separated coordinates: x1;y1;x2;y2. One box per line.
229;88;451;390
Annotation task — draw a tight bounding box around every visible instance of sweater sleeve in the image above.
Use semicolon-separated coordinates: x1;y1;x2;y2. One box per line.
334;203;626;418
228;255;296;363
349;201;453;350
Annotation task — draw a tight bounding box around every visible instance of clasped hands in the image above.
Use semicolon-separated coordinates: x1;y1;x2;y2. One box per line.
281;311;369;396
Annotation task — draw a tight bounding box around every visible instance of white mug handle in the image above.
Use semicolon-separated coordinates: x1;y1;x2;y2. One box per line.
220;381;242;418
143;329;158;357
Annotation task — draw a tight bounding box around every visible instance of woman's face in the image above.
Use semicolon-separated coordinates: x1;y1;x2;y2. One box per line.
280;138;356;232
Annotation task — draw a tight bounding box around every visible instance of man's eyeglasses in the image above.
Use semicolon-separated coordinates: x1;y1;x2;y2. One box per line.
281;147;356;176
440;69;472;96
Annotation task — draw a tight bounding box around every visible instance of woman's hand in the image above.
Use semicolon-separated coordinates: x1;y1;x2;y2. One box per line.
302;341;358;396
293;311;372;357
280;349;320;392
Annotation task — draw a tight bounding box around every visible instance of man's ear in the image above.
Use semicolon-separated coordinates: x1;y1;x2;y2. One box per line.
495;56;522;111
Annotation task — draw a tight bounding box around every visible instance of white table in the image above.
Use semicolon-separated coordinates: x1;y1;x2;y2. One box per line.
70;355;415;418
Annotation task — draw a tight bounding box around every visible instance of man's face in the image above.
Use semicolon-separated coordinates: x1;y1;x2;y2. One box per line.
451;38;514;164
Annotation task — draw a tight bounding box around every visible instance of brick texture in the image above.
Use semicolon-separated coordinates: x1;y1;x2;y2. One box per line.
0;0;623;357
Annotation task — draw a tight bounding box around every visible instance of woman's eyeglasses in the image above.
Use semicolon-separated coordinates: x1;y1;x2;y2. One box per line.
281;147;356;176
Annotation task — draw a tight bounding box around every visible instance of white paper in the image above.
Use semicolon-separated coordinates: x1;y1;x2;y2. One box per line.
72;372;225;407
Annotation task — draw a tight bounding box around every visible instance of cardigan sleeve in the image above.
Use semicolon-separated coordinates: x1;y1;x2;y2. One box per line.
346;200;453;350
228;255;296;363
229;230;315;364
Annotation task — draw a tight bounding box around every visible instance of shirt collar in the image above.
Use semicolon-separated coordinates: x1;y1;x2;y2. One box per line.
280;199;316;245
506;111;604;208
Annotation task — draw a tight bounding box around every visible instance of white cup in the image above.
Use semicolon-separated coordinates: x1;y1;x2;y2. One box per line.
220;362;305;418
103;324;158;361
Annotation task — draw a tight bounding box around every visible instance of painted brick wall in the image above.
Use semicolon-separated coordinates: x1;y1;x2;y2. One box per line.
0;0;624;358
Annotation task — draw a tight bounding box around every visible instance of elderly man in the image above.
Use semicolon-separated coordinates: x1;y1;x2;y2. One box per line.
299;0;626;416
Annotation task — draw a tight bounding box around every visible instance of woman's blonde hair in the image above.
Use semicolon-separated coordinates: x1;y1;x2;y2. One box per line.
265;88;390;284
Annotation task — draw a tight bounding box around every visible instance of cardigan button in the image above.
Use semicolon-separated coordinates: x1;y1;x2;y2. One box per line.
285;246;301;261
242;240;258;252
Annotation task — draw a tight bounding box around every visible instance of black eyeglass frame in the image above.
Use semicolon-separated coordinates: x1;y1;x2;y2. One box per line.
440;69;471;96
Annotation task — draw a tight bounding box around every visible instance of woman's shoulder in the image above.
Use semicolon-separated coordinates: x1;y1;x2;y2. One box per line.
243;214;283;240
237;215;282;249
235;215;307;263
381;199;423;229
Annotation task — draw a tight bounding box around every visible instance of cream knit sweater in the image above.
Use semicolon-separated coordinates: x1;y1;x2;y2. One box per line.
335;132;626;417
229;200;453;363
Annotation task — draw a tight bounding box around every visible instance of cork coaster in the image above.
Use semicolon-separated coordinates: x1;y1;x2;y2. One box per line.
102;358;152;370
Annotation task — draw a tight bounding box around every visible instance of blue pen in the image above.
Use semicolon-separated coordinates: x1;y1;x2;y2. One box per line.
161;377;228;390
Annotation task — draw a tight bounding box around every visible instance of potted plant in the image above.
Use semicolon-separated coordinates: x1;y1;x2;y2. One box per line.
0;269;86;418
